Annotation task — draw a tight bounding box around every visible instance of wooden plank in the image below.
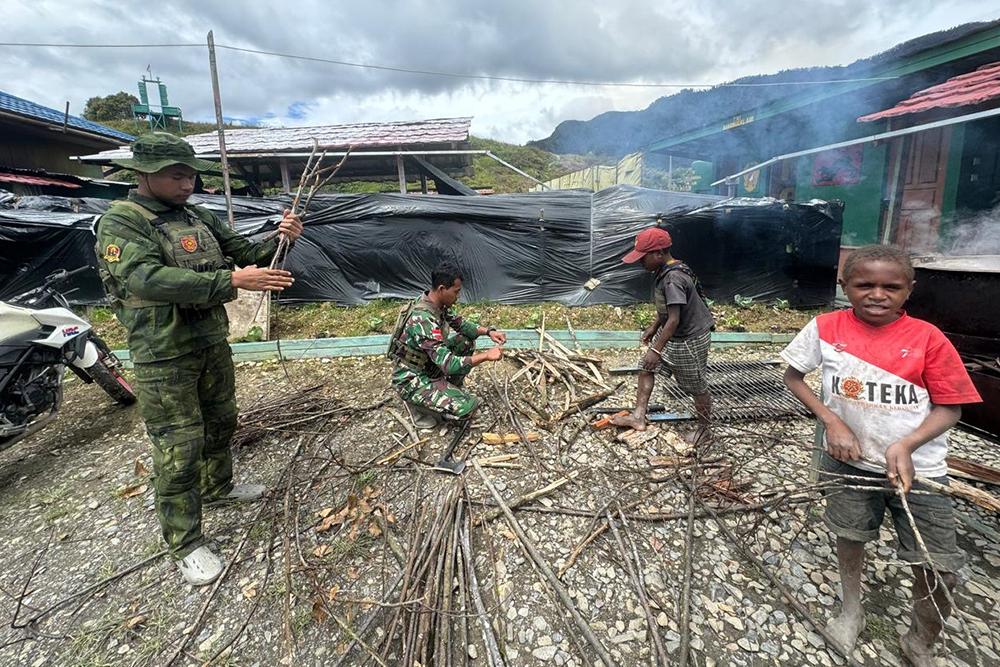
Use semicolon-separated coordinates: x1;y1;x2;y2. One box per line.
947;456;1000;487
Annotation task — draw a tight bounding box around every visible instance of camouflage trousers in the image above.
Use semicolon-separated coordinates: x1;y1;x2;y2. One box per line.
133;341;238;559
391;334;479;419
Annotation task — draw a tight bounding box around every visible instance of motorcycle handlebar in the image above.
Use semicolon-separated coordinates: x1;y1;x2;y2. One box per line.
45;265;92;286
10;266;93;304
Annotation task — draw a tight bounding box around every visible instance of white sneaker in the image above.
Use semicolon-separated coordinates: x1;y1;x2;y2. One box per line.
177;545;224;586
405;402;440;431
204;484;266;506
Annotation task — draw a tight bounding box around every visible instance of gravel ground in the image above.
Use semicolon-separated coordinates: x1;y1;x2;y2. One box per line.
0;345;997;667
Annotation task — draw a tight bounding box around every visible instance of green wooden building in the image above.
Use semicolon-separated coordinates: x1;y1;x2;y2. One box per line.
646;21;1000;271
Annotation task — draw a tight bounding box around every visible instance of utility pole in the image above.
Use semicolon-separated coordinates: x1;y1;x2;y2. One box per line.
207;30;234;228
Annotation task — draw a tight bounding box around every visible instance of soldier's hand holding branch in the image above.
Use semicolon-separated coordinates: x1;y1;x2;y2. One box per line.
488;329;507;345
232;265;295;292
278;209;303;241
469;345;503;367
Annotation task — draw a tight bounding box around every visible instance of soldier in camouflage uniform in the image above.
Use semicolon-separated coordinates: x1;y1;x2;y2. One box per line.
95;132;303;585
389;263;506;428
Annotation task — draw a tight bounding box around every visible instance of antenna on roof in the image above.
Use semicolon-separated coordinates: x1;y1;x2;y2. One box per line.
132;72;183;132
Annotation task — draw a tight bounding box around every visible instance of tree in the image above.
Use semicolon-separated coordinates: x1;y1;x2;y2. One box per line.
83;91;140;122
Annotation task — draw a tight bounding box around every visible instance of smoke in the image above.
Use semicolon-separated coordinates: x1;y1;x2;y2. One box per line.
941;203;1000;256
900;207;944;255
897;203;1000;256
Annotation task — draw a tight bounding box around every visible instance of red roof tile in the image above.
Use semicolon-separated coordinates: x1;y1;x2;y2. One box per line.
858;61;1000;122
0;172;81;188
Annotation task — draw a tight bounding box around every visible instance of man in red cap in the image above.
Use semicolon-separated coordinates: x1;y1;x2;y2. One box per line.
612;227;715;439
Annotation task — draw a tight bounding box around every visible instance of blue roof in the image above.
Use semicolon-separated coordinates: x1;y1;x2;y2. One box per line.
0;90;134;143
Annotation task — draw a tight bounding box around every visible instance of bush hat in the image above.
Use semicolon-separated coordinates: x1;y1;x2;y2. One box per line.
111;132;216;173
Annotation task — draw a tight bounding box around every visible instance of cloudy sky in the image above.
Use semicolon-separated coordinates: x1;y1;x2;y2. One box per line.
2;1;997;144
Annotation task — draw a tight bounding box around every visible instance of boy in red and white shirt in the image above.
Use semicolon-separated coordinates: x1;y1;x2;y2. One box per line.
782;245;980;666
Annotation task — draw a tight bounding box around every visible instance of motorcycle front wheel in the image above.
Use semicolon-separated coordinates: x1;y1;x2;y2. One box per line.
87;350;138;406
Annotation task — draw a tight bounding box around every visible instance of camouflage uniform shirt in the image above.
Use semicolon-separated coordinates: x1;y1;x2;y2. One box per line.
393;294;481;380
95;191;279;363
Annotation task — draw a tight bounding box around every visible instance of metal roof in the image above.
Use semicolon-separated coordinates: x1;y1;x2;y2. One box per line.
85;117;473;160
858;61;1000;121
0;90;134;143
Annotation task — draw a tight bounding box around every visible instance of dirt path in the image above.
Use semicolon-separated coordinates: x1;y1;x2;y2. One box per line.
0;348;997;667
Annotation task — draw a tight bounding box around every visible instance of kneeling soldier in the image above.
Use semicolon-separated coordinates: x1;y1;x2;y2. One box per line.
388;262;505;428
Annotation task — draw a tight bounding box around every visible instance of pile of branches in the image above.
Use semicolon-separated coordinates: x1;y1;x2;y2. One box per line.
232;383;351;449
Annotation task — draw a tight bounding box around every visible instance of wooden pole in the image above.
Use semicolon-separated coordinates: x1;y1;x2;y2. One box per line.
279;158;292;194
396;154;407;194
207;30;235;228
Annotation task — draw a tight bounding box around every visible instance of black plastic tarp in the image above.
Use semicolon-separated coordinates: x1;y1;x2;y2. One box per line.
590;192;845;308
0;186;843;308
0;207;107;304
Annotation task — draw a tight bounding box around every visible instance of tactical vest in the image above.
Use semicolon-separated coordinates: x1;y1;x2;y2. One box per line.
96;199;235;310
653;261;709;316
387;298;450;377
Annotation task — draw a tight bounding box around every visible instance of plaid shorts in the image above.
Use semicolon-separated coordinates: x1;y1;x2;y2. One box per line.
640;329;711;395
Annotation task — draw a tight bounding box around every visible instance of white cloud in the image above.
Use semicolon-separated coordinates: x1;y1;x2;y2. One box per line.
0;0;995;144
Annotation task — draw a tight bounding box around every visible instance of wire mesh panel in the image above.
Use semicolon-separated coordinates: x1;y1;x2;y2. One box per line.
607;359;810;422
667;359;808;421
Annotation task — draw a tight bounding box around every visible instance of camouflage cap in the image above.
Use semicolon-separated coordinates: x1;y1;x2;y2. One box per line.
111;132;217;173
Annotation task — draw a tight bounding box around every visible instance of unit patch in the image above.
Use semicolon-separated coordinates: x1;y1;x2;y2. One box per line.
103;244;121;262
180;235;199;253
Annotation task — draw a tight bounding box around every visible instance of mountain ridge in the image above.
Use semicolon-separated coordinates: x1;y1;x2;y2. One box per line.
529;20;998;157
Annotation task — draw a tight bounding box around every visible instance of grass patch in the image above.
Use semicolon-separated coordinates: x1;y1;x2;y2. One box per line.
97;559;117;580
292;606;315;635
40;487;74;523
865;613;899;644
141;539;164;557
248;522;271;545
355;469;379;490
42;505;73;523
86;300;819;352
272;300;818;341
62;607;132;667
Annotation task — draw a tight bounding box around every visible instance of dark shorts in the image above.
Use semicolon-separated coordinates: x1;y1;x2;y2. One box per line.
819;453;965;573
642;329;711;395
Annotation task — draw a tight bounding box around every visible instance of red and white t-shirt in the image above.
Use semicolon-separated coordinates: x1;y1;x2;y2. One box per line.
781;310;981;478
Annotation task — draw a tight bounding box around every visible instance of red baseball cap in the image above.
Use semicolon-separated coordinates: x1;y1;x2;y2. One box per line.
622;227;672;263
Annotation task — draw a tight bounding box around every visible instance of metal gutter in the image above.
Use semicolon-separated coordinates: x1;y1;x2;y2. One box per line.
710;105;1000;186
485;151;550;189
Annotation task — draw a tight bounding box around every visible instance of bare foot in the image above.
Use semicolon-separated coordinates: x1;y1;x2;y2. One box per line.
826;611;866;653
610;413;647;431
899;631;935;667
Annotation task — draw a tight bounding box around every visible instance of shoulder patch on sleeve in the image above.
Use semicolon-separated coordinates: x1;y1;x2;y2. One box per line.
103;244;122;262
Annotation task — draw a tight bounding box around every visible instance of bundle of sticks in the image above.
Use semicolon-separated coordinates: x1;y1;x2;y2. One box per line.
370;483;506;666
232;384;349;449
506;317;613;417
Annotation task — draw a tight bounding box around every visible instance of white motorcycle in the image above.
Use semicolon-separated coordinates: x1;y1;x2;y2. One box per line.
0;267;136;453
